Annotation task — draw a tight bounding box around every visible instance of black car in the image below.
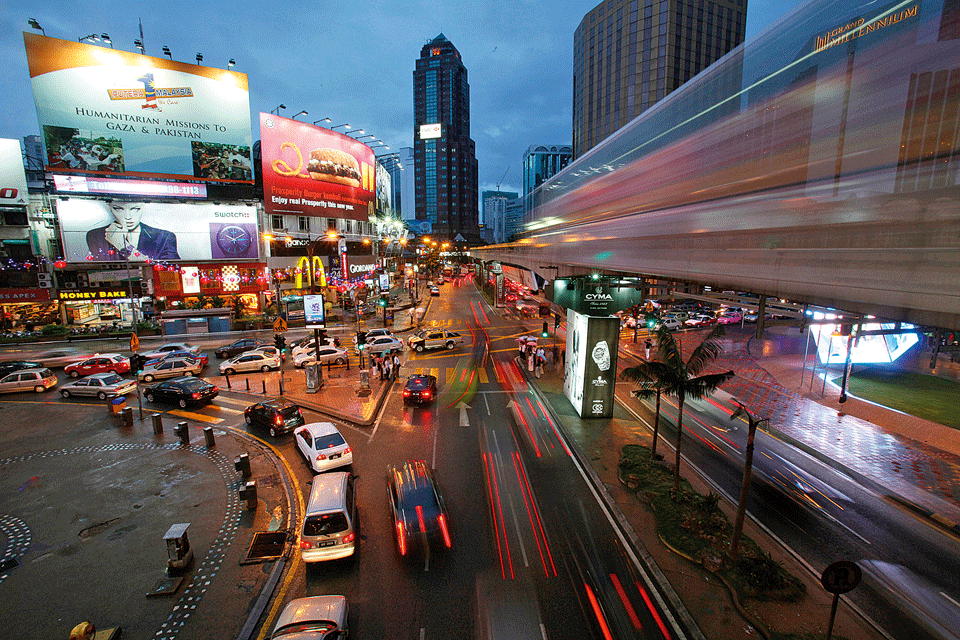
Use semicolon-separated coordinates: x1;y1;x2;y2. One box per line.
214;338;266;359
244;399;305;437
403;374;438;405
0;360;45;378
387;460;452;557
143;376;219;408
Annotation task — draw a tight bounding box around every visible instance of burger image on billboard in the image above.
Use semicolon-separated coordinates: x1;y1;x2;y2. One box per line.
307;148;361;187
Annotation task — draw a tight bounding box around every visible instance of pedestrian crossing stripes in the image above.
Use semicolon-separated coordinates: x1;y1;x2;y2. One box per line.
410;367;490;384
419;319;464;328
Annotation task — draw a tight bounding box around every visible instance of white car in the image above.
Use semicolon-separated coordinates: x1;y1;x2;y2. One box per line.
659;317;684;331
292;337;338;359
270;596;348;640
247;345;285;361
353;328;394;344
219;352;281;375
59;372;137;400
294;422;353;473
142;342;201;359
139;356;203;382
360;336;404;356
35;348;94;368
294;347;349;368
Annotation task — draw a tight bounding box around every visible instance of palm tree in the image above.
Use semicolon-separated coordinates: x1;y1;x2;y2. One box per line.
649;323;735;493
728;399;768;560
620;361;677;461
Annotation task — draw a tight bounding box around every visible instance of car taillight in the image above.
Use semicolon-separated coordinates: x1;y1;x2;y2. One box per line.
438;513;452;548
403;389;411;397
275;415;283;425
416;505;426;533
192;392;200;399
422;390;431;399
300;540;312;550
342;532;355;544
316;453;327;461
342;447;351;455
396;521;406;555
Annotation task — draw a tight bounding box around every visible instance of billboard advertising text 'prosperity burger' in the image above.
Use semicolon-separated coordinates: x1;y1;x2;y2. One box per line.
260;113;375;222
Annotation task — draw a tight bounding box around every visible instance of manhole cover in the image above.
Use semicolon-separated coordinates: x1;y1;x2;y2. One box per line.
242;531;287;564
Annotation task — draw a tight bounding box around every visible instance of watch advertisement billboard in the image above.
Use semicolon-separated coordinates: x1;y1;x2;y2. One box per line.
23;33;252;184
563;310;619;419
57;198;259;262
1;139;30;207
303;294;325;328
260;113;375;221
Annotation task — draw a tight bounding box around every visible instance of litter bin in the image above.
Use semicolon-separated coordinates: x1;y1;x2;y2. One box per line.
110;396;127;414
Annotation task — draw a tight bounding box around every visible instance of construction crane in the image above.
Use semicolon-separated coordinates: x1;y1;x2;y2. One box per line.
496;166;509;192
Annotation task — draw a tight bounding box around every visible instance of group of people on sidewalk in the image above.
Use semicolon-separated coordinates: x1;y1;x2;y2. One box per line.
519;336;561;379
372;352;402;381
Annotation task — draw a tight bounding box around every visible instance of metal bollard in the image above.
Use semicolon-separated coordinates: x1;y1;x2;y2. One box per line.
246;378;250;391
234;453;251;478
174;421;189;446
151;413;163;434
225;374;231;390
120;407;134;428
262;380;267;394
239;480;257;510
203;426;215;448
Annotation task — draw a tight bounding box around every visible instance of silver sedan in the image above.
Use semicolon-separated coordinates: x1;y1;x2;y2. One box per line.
59;372;137;400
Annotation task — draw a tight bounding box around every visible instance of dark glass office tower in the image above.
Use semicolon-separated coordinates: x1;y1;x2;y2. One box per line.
414;34;479;242
573;0;748;158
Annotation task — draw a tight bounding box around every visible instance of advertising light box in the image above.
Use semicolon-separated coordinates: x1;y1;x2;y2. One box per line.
23;33;253;184
260;113;375;221
0;139;30;207
419;123;442;139
304;294;325;328
57;198;259;262
563;311;619;419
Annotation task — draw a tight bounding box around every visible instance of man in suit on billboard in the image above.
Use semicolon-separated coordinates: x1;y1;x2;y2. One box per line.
86;201;180;261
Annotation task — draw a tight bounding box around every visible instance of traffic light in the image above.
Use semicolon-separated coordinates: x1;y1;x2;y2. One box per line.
554;313;561;330
377;297;387;308
317;330;328;343
131;354;143;374
542;322;549;338
274;334;285;351
356;331;367;349
645;313;658;329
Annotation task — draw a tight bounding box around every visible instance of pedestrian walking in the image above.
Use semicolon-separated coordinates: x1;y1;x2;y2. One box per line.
644;339;653;360
535;347;545;378
375;355;384;380
551;345;559;370
527;350;535;372
392;352;401;378
384;357;393;379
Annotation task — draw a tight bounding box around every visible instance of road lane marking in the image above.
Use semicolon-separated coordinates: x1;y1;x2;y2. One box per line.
167;409;223;423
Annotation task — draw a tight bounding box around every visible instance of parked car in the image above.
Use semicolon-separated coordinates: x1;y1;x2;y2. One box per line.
219;352;281;375
143;376;219;408
403;374;438;405
685;314;716;328
139;356;203;382
294;422;353;473
214;338;267;359
663;310;690;322
407;329;464;352
743;310;759;323
387;460;452;556
144;349;209;367
717;311;743;325
294;347;349;368
361;336;404;356
244;399;305;437
64;353;130;378
0;368;57;394
142;342;201;360
430;286;440;297
269;596;348;640
59;372;136;400
0;360;45;378
292;337;338;359
35;348;94;368
659;317;684;331
353;328;394;344
247;345;285;361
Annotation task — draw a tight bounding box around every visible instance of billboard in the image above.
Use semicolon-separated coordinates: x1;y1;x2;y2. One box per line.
53;175;207;198
1;139;30;207
23;33;253;183
57;199;259;262
375;159;393;216
304;294;325;328
563;311;619;419
419;123;442;139
260;113;375;221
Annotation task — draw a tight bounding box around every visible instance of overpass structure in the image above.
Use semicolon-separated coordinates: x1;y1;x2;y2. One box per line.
473;0;960;331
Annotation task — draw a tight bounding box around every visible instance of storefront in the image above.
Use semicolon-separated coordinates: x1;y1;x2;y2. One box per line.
151;262;267;316
58;286;143;327
0;288;57;331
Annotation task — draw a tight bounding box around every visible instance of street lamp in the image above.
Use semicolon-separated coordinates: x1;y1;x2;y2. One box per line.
162;45;172;59
313;118;332;126
369;143;390;150
352;134;376;142
28;19;45;35
134;39;144;54
330;123;351;131
270;104;286;115
345;130;366;138
101;34;112;48
228;58;236;69
292;110;308;120
79;34;100;43
195;52;203;64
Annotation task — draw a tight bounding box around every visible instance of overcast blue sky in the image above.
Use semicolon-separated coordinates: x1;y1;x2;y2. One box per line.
2;0;799;198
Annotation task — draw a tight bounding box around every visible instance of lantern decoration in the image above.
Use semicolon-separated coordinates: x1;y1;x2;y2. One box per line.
154;264;163;272
54;260;67;269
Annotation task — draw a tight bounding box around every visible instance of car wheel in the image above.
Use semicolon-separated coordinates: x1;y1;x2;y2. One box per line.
179;399;187;409
144;374;154;382
446;341;455;350
69;370;79;378
216;352;225;358
60;389;71;398
269;426;277;437
34;385;45;393
260;365;270;372
416;344;424;352
97;392;107;400
224;368;235;375
335;357;345;365
145;393;155;402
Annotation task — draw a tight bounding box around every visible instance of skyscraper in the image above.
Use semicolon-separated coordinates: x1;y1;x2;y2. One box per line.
414;34;479;242
573;0;748;158
522;144;572;223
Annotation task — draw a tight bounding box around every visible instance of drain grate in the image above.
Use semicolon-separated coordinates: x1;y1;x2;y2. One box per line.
242;531;287;564
0;558;19;573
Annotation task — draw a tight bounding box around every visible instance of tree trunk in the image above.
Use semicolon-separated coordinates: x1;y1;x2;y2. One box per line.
673;392;685;493
729;420;758;559
650;390;662;460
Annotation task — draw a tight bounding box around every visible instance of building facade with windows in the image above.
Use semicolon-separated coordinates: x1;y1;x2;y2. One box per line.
573;0;748;158
413;34;480;243
481;190;518;245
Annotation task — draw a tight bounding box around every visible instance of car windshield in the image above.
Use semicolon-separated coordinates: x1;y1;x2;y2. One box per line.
101;374;123;385
279;406;302;418
178;378;209;391
303;512;348;536
273;622;336;637
407;377;433;390
314;433;346;448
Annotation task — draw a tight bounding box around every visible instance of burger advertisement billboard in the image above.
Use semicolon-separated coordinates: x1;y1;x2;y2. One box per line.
23;33;253;184
260;113;375;221
57;198;259;263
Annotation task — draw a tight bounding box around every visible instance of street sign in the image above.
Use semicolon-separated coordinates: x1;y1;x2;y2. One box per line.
130;333;140;352
273;317;288;332
820;561;861;594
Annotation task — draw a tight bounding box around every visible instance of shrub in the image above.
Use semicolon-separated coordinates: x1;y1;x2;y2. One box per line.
41;323;68;336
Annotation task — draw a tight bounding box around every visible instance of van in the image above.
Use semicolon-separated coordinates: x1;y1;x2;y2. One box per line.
299;472;357;563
